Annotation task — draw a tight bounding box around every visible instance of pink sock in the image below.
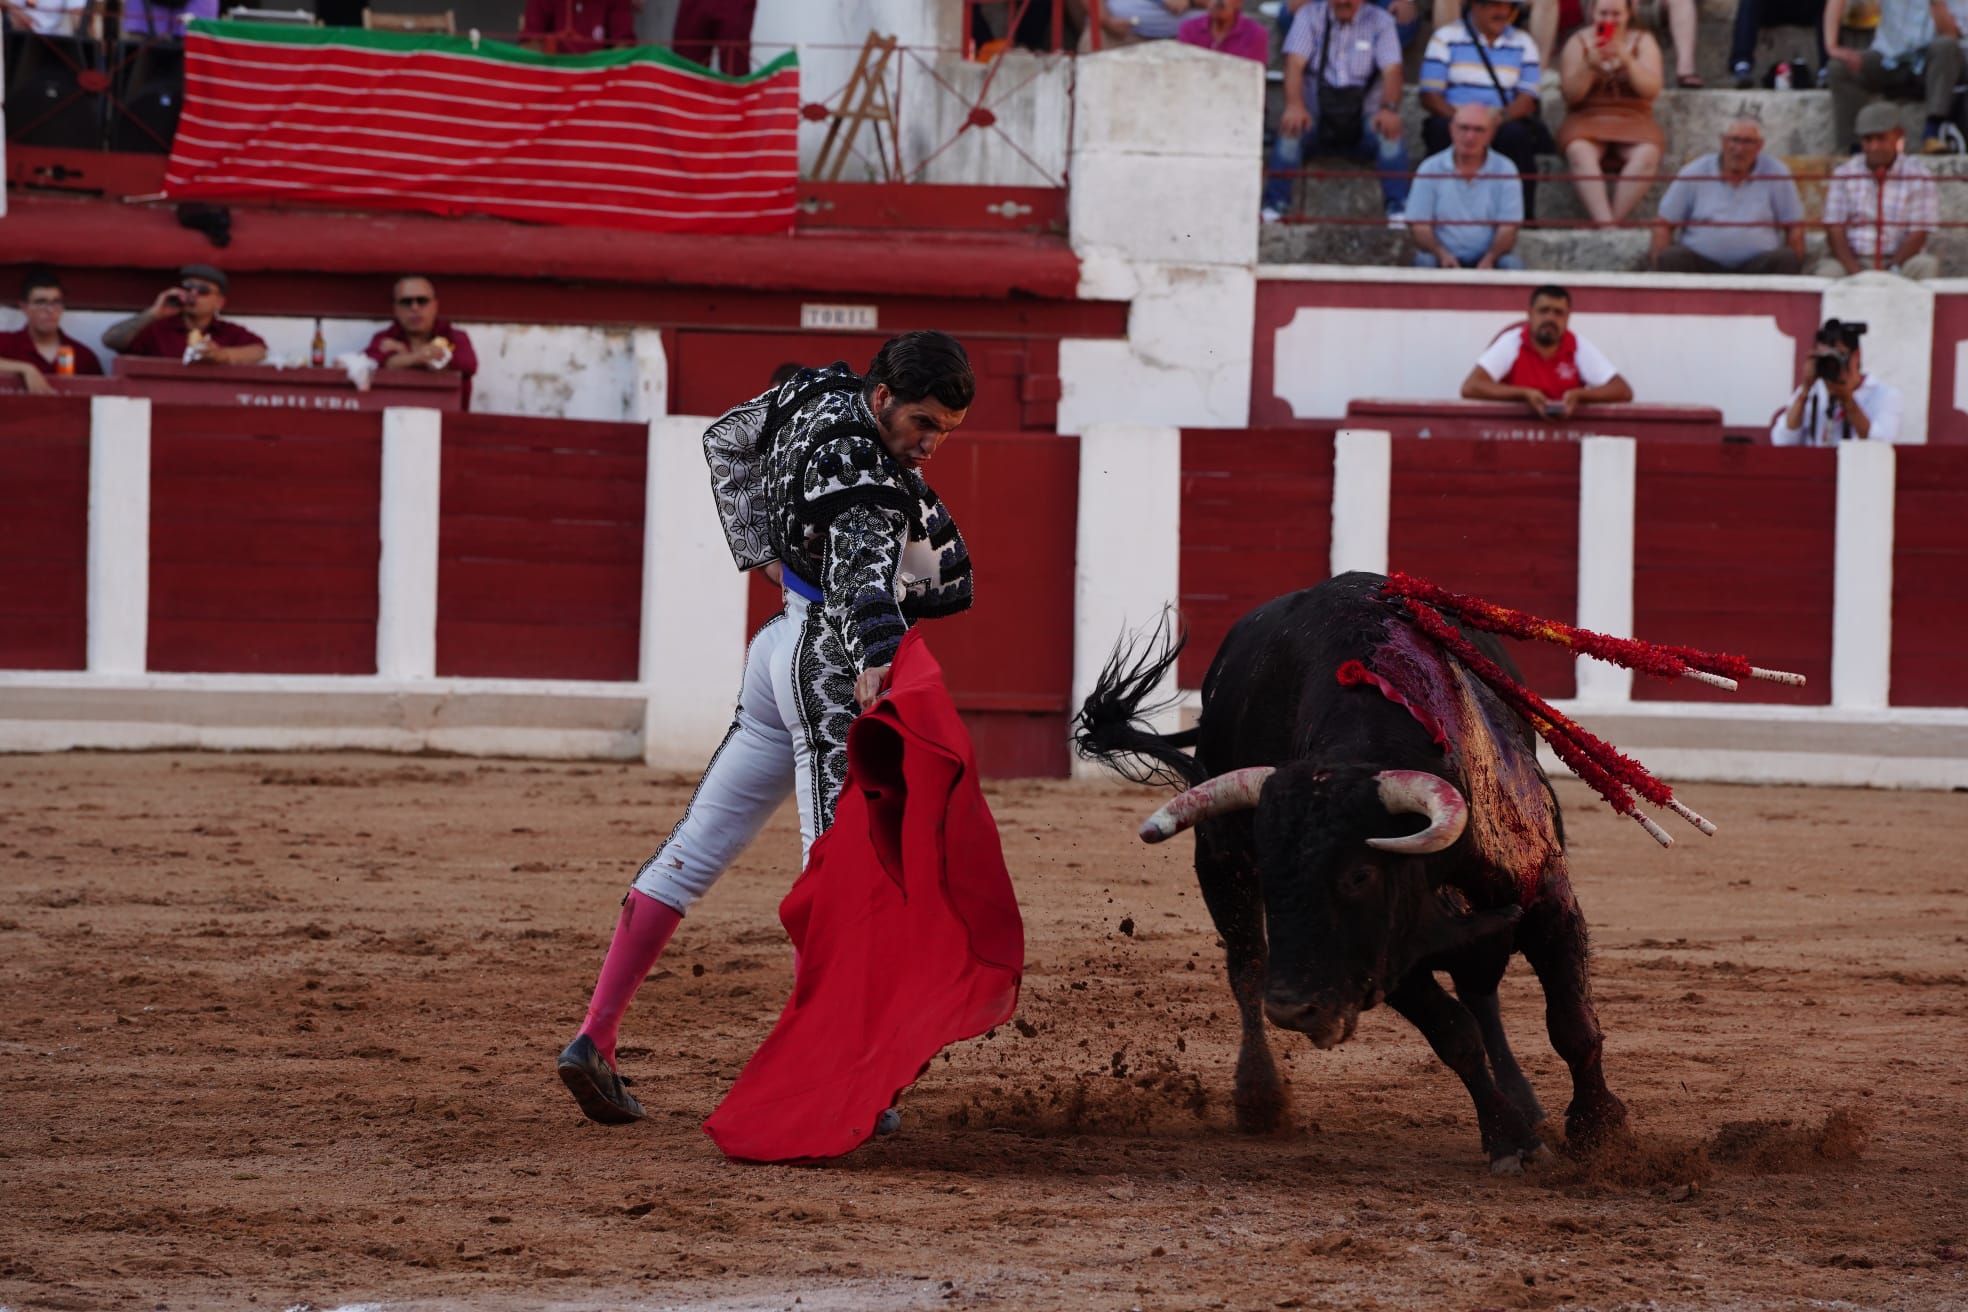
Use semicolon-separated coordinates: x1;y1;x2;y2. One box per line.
578;889;681;1069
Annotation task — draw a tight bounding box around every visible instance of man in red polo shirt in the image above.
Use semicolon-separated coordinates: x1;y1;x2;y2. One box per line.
0;268;104;394
363;275;478;410
100;264;268;366
1461;283;1632;420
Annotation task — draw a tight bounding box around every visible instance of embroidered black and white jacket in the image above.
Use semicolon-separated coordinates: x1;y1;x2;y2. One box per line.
702;364;973;671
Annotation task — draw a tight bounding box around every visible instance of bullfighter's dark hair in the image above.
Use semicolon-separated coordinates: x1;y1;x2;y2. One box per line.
1072;609;1206;790
20;266;62;300
1529;284;1571;306
866;331;975;411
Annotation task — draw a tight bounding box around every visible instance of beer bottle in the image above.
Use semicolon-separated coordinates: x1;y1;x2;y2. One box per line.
311;318;327;368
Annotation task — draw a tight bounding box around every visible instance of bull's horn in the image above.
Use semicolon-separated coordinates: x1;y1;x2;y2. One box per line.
1138;766;1276;843
1366;770;1469;855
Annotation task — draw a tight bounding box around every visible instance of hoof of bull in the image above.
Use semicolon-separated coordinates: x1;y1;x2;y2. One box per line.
1489;1151;1526;1176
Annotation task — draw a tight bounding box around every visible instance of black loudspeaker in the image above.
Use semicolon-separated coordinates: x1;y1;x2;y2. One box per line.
2;31;108;150
109;40;186;153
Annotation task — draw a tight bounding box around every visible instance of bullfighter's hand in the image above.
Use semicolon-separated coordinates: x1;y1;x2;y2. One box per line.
855;665;892;710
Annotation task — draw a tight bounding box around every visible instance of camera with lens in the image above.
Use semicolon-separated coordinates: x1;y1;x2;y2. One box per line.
1812;318;1867;383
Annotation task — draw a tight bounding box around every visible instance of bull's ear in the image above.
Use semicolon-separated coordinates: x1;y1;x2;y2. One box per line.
1412;889;1523;960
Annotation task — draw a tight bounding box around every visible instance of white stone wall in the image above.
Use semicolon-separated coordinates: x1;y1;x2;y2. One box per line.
1058;41;1264;434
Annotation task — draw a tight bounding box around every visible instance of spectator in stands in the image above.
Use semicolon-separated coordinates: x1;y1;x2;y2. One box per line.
2;0;88;34
364;276;479;409
1771;317;1905;442
1461;283;1633;418
1085;0;1194;44
1296;0;1421;50
1180;0;1270;60
1531;0;1702;86
1407;104;1526;268
121;0;219;38
1649;118;1807;272
1729;0;1825;87
673;0;756;75
1556;0;1666;227
102;264;268;366
1264;0;1411;226
1825;0;1962;151
1419;0;1551;212
0;268;104;393
1818;101;1941;276
522;0;634;52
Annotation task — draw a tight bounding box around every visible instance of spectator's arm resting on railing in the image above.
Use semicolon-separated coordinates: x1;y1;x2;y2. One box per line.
1460;364;1550;417
0;358;54;395
196;341;267;367
1569;374;1633;409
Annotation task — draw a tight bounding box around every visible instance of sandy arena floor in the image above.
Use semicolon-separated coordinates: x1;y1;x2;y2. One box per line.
1;751;1964;1312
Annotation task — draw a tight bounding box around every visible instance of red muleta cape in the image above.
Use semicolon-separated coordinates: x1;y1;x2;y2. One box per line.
702;629;1024;1163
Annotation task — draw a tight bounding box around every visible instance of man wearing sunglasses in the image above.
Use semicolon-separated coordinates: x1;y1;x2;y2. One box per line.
0;268;104;394
363;276;479;410
101;264;268;366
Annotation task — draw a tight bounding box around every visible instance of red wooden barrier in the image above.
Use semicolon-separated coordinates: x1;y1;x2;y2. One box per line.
148;407;382;674
1391;439;1581;699
1892;447;1968;706
437;413;646;682
0;397;91;670
1633;445;1832;706
1178;429;1336;688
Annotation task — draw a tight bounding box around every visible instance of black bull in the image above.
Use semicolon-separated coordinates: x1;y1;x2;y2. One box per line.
1074;573;1627;1171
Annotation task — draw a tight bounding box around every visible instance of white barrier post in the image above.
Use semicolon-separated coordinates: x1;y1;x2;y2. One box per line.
87;396;151;675
1831;440;1896;709
376;407;442;680
642;416;749;769
1330;428;1391;577
1574;436;1637;703
1073;423;1182;777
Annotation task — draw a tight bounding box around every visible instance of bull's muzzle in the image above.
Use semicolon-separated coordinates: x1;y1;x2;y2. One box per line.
1263;995;1359;1049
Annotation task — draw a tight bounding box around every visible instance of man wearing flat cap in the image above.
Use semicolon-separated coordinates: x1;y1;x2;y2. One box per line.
102;264;269;365
1817;101;1941;279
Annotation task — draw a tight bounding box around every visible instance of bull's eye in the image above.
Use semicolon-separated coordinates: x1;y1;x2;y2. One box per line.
1341;865;1378;896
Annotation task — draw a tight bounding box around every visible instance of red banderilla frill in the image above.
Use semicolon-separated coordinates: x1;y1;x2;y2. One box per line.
1378;574;1806;848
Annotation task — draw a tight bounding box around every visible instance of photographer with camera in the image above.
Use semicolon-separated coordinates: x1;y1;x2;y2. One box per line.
1770;318;1905;445
101;265;267;367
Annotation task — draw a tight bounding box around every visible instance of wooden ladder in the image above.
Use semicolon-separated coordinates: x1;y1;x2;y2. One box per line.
812;31;901;183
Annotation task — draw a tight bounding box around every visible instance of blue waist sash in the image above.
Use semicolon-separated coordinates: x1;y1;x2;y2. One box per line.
781;563;823;603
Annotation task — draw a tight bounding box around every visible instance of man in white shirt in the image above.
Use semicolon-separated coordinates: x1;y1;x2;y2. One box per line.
1770;318;1907;445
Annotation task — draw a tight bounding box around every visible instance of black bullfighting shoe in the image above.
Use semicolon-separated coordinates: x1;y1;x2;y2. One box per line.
556;1034;645;1125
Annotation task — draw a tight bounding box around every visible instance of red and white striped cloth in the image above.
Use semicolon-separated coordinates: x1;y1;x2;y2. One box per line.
164;21;800;234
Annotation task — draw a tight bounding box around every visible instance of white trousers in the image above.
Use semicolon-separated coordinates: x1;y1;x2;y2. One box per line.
633;591;843;915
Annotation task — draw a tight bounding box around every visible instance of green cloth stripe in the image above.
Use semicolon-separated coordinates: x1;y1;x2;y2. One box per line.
186;19;798;82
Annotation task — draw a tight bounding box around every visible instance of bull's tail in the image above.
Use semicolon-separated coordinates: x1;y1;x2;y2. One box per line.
1072;611;1207;790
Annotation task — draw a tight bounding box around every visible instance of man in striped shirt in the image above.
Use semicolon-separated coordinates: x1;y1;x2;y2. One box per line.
1419;0;1548;208
1262;0;1412;223
1816;102;1942;277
